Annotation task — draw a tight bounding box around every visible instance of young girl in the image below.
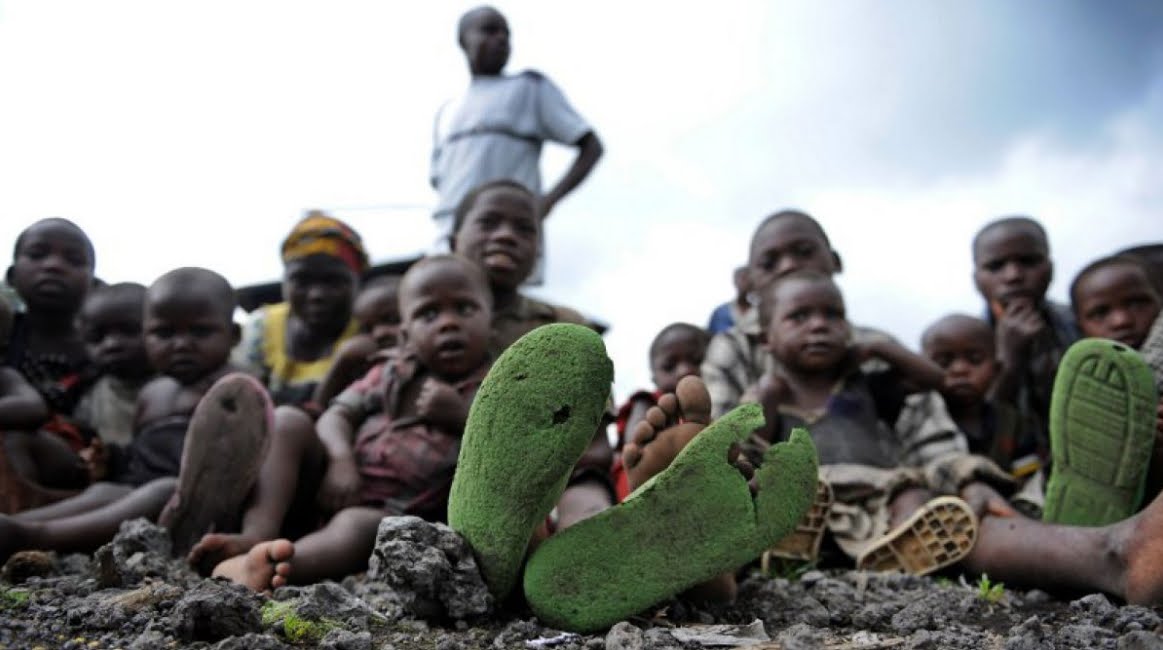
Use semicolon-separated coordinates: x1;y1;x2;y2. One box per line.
2;218;98;507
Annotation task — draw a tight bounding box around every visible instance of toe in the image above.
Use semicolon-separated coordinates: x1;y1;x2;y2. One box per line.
675;376;711;424
623;444;642;469
642;406;668;435
656;393;680;421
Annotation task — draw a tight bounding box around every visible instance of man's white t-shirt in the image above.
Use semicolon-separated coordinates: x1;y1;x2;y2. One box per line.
430;70;591;230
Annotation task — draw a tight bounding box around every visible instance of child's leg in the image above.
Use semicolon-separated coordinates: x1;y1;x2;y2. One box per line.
13;481;134;522
963;486;1163;603
187;405;326;568
3;430;89;490
211;506;383;591
0;477;175;563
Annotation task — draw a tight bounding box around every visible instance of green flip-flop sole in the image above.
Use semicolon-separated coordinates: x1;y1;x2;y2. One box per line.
1043;338;1158;526
523;409;818;633
448;323;614;600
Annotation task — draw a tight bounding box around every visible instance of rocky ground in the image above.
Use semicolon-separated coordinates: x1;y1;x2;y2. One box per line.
1;517;1161;650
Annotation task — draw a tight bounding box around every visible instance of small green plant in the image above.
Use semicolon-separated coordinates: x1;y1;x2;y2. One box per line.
933;576;953;589
976;573;1005;603
261;599;340;644
0;588;30;610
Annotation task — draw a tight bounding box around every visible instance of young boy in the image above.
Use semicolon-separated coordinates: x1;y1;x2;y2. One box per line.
0;267;266;560
913;314;1044;514
73;283;154;479
971;216;1079;437
701;210;897;419
0;298;50;513
3;218;98;498
312;275;402;408
431;5;603;281
733;271;993;573
194;254;494;591
613;322;708;500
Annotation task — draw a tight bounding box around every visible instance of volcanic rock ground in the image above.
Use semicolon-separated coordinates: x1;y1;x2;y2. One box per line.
1;518;1161;650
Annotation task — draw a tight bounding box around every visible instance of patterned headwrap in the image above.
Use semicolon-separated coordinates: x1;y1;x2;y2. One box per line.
281;211;369;275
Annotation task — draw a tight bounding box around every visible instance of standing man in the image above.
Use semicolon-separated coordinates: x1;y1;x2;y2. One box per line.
430;6;603;280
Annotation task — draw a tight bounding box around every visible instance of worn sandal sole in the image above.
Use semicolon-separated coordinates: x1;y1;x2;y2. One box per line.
1043;338;1158;527
159;373;273;557
856;496;977;576
448;324;614;601
523;415;818;633
762;478;833;567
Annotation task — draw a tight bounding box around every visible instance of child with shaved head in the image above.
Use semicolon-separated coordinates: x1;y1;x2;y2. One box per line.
198;254;495;591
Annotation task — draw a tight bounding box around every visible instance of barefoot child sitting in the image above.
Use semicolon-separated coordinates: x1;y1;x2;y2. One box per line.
0;267;267;561
199;254;493;591
612;322;708;501
312;275;402;408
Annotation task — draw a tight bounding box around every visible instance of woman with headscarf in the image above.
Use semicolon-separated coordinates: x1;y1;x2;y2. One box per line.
234;212;368;408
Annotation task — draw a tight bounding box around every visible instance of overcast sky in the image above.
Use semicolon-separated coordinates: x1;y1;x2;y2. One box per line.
1;1;1161;399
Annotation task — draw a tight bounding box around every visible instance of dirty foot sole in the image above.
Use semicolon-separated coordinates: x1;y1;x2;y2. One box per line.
160;373;273;557
856;496;977;576
448;324;614;600
1043;338;1158;526
523;413;818;633
762;478;833;568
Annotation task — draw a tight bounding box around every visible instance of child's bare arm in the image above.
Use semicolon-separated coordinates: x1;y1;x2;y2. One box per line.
856;339;945;391
416;378;470;433
316;404;362;511
312;335;378;407
0;367;49;430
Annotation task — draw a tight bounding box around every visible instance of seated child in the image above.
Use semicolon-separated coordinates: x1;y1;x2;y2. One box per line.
2;218;98;500
701;210;898;419
72;283;154;480
612;322;708;501
1069;254;1163;499
194;253;494;590
312;274;402;408
701;271;1001;573
0;267;258;560
911;314;1045;514
971;216;1080;439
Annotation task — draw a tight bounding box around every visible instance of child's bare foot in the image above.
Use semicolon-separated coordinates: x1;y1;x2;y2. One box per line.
211;539;294;592
188;532;263;575
622;376;714;490
1120;490;1163;604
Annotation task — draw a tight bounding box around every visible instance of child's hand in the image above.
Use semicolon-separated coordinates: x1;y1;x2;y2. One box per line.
416;378;466;423
79;438;108;483
960;481;1018;519
995;298;1047;363
317;456;361;512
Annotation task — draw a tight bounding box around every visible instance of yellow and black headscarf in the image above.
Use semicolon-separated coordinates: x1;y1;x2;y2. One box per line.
281;211;369;275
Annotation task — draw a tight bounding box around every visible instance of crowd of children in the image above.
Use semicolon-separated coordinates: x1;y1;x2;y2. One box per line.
2;4;1163;635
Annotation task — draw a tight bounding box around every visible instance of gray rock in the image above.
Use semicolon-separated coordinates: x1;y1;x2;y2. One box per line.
367;516;494;620
776;623;824;650
1071;593;1117;623
493;619;545;649
275;582;384;632
1119;631;1163;650
605;623;644;650
93;518;176;588
1004;616;1053;650
128;630;172;650
1111;606;1163;634
169;579;262;642
641;628;686;650
1054;623;1117;650
320;628;374;650
214;633;292;649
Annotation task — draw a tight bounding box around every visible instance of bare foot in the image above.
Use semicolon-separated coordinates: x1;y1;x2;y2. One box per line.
622;376;713;490
188;532;263;576
1120;490;1163;604
211;539;294;592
